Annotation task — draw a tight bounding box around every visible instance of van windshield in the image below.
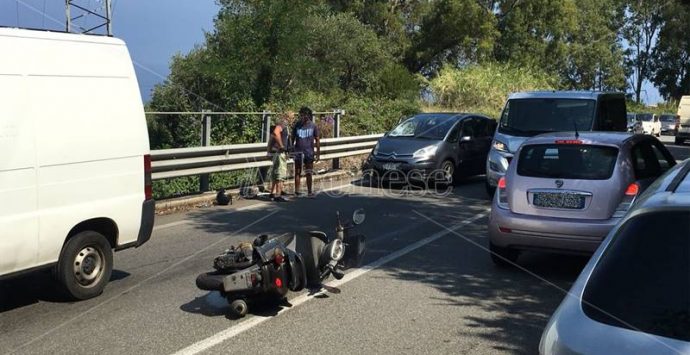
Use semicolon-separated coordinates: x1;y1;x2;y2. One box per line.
499;99;596;137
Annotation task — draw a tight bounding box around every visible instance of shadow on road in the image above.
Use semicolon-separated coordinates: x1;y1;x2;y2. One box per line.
0;269;131;313
379;221;589;354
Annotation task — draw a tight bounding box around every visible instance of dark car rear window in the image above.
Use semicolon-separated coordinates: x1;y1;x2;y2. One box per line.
517;144;619;180
582;211;690;342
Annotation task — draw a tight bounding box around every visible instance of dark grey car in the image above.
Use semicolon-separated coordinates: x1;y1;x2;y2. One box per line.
540;159;690;354
365;113;495;184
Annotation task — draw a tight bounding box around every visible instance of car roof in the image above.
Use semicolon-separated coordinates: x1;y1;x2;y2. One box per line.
521;131;642;147
507;91;624;100
410;112;487;121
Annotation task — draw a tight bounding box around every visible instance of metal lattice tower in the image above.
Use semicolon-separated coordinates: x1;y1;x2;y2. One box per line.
65;0;112;36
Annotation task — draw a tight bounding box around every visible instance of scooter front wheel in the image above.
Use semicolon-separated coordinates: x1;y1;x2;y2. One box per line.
229;299;248;318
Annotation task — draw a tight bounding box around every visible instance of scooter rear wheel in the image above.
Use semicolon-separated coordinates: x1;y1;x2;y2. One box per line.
229;299;248;318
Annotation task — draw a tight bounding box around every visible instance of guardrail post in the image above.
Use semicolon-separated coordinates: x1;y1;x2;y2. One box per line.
200;110;212;192
258;111;271;187
261;111;271;143
332;109;343;170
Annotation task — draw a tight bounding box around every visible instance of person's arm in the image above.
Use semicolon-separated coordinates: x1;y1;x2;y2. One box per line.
314;125;320;161
272;125;285;151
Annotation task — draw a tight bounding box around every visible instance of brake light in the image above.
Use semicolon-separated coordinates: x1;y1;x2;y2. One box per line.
274;277;283;288
497;177;506;189
614;183;639;217
625;183;639;196
497;177;509;209
144;154;153;200
555;140;583;145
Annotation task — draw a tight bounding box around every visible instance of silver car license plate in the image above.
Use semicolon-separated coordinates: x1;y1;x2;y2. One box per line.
533;192;585;209
382;163;400;170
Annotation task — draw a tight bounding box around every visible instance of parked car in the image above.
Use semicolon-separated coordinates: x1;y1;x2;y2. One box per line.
637;113;661;136
488;132;675;265
675;95;690;145
626;113;643;134
540;158;690;355
364;113;496;184
486;91;627;195
659;113;679;135
0;28;154;300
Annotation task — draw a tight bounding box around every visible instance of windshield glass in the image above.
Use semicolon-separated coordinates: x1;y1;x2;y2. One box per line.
518;144;619;180
660;115;676;122
499;98;596;136
388;114;457;140
582;211;690;342
627;114;637;124
637;113;654;122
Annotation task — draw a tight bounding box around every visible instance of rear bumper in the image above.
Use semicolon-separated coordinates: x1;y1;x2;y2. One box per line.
136;199;155;247
488;203;619;254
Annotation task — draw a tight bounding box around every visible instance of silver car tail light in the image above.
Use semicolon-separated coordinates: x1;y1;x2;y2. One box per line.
497;177;509;209
613;183;639;217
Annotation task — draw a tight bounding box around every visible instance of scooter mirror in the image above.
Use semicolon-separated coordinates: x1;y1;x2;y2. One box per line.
352;209;366;225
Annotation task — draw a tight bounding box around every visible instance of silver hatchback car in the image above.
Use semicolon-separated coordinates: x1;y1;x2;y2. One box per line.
488;132;675;265
540;159;690;354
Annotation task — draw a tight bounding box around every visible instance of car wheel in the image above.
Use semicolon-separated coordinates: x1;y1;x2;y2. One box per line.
440;160;455;186
489;242;519;268
56;231;113;300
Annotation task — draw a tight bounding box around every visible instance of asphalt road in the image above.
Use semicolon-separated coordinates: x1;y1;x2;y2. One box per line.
2;139;689;355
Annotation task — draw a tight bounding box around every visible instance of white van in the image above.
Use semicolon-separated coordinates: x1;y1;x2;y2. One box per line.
676;95;690;145
0;28;154;300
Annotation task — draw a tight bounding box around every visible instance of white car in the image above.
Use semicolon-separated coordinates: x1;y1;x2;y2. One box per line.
637;113;661;136
0;28;154;300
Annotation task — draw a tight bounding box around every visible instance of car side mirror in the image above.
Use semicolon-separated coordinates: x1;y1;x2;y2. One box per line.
460;136;472;143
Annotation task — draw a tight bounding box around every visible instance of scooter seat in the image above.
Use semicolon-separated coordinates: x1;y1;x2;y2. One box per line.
196;272;226;291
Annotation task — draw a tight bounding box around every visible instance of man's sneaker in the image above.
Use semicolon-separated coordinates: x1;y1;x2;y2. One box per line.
268;193;275;199
307;192;316;199
273;196;289;202
295;191;304;197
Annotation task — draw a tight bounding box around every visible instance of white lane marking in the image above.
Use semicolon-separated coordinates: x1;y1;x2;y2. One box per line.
153;182;355;231
172;210;489;355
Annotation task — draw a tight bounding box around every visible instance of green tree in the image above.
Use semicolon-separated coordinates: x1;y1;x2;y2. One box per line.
403;0;497;75
563;0;626;91
622;0;665;103
652;0;690;101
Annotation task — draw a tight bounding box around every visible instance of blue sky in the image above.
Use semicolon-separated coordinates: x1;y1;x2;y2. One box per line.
0;0;662;105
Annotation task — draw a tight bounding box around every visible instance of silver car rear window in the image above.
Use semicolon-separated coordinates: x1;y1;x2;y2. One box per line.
517;144;619;180
582;211;690;342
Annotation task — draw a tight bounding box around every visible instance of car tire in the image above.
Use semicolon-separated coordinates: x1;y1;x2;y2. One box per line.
489;242;519;268
676;137;684;145
485;180;496;197
56;231;113;300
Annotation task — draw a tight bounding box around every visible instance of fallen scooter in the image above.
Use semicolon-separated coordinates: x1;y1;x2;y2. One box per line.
195;209;366;318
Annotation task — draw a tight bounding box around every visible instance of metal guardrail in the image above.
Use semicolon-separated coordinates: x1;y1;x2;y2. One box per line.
146;109;380;183
150;134;382;180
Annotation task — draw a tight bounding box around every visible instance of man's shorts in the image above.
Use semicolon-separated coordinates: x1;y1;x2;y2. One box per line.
293;151;314;169
269;153;287;182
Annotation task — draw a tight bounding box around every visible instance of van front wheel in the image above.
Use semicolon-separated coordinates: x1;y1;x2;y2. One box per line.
57;231;113;300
